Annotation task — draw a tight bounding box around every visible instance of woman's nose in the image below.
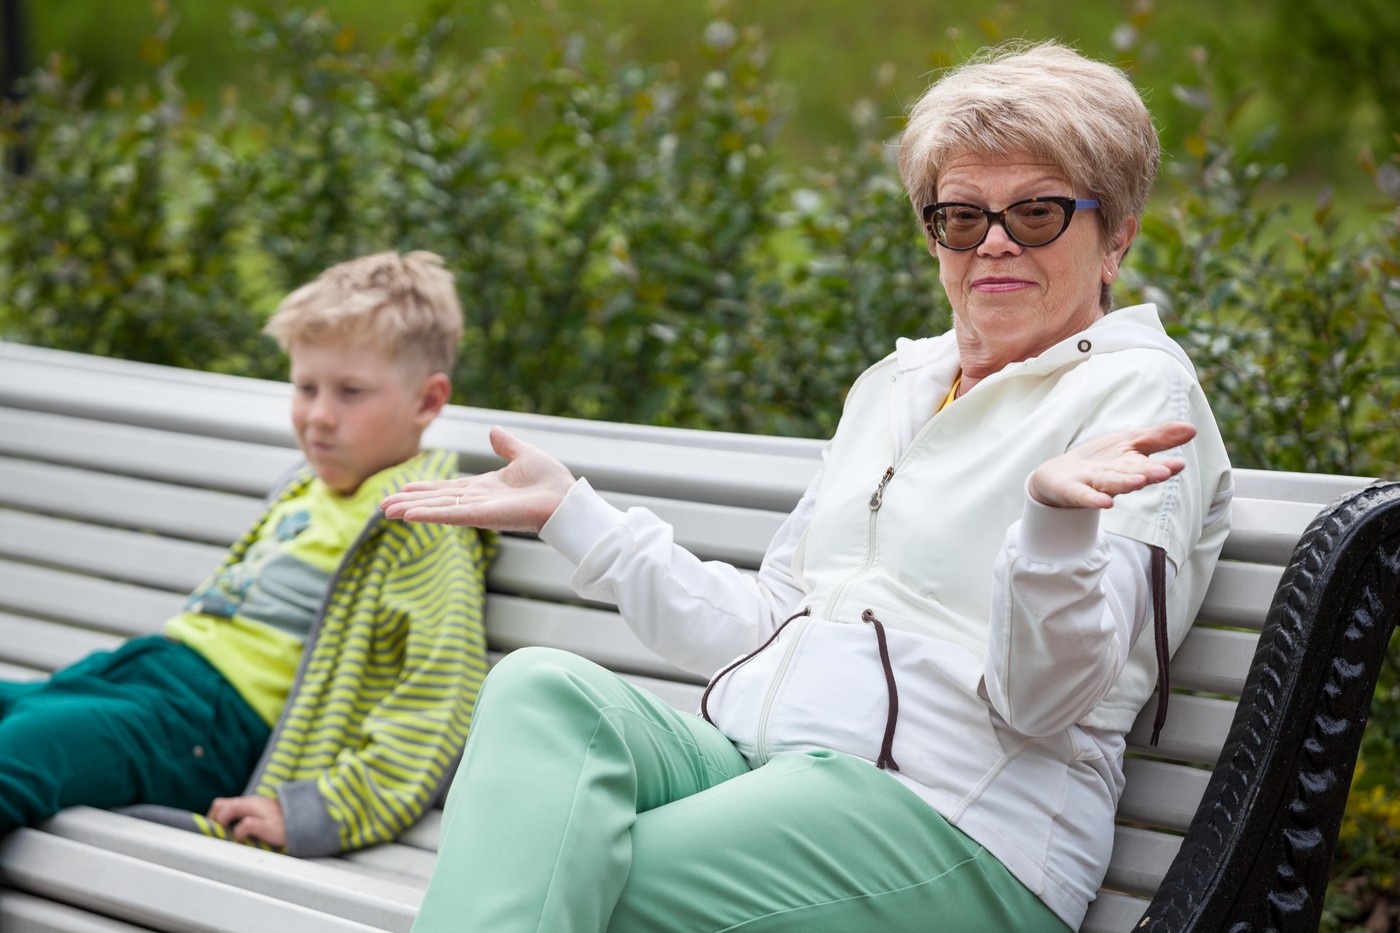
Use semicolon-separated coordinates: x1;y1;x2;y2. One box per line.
976;219;1023;257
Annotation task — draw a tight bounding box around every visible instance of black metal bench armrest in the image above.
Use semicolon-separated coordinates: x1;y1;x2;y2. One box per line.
1140;481;1400;932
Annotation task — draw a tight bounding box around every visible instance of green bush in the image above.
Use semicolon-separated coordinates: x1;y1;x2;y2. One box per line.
1121;61;1400;478
0;41;267;375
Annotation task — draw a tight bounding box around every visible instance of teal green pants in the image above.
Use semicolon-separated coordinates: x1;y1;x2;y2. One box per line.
0;635;270;834
414;647;1068;933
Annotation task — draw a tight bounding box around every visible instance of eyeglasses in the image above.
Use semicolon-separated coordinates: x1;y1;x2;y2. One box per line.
921;197;1100;251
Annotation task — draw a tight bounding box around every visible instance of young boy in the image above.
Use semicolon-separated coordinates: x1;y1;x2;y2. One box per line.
0;251;495;856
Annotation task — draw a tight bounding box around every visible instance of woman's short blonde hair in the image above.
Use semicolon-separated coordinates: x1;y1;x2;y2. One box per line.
897;41;1159;249
264;251;464;376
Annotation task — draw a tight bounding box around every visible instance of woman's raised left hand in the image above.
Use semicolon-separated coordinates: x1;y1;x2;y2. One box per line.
1028;421;1197;509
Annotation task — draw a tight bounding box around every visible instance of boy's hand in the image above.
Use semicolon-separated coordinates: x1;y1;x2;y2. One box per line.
1029;421;1196;509
380;426;576;534
207;794;287;848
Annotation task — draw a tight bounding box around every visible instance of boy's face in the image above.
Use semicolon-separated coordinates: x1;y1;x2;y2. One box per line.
288;337;448;496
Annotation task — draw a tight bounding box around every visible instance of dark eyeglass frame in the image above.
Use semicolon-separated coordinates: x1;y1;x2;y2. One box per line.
921;196;1100;251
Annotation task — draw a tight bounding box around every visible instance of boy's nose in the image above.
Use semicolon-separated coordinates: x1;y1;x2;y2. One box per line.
307;399;338;427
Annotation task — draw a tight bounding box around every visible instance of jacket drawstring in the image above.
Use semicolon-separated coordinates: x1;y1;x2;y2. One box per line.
700;607;810;725
699;606;901;772
861;609;901;772
1148;545;1170;747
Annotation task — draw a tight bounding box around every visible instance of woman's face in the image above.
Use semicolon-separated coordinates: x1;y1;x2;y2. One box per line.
931;152;1137;379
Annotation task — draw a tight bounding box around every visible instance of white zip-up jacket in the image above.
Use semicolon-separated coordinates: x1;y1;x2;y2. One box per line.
540;304;1233;928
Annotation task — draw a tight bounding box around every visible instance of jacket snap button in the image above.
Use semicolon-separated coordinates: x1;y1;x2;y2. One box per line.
193;745;205;758
1077;339;1092;352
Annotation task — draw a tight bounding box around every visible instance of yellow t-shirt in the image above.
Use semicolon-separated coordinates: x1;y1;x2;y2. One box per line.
165;456;421;725
937;373;962;413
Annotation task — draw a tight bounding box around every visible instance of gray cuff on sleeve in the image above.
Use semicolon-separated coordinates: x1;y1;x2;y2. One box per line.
538;478;628;566
277;779;341;857
1017;491;1102;563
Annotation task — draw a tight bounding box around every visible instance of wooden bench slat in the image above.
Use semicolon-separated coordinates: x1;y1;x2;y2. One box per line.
1081;889;1149;933
0;357;297;449
597;492;786;567
0;824;395;933
0;560;181;638
485;596;705;685
484;538;583;604
0;890;157;933
1127;693;1236;765
0;457;263;546
33;809;420;931
1196;560;1283;631
1102;825;1183;897
1219;497;1329;565
1230;469;1372;506
488;536;764;611
330;844;437;884
0;408;300;497
0;612;124;674
297;853;426;888
1169;626;1258;697
0;661;44;682
1118;758;1212;833
0;510;227;594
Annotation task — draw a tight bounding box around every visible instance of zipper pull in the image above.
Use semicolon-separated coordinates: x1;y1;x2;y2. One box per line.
868;467;895;510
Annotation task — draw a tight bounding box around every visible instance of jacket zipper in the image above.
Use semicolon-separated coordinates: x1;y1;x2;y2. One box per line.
820;464;895;621
868;467;895;510
752;612;811;765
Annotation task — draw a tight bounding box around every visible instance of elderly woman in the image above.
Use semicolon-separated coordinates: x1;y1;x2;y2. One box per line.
382;41;1233;932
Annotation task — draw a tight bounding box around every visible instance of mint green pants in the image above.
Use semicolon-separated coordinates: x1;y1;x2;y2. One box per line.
413;647;1068;933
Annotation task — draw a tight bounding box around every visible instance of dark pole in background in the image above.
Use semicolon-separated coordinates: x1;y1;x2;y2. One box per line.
2;0;30;176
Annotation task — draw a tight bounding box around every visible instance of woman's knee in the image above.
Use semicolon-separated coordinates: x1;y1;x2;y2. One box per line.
479;647;617;712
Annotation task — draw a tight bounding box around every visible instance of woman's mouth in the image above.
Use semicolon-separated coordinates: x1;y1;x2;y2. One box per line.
972;277;1035;293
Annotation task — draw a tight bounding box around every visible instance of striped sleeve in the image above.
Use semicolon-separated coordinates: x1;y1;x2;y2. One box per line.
262;520;493;855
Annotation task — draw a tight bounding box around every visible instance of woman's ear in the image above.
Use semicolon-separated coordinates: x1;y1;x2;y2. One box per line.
1103;216;1140;284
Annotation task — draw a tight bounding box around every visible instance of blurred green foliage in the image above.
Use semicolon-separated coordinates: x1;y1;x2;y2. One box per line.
19;0;1399;189
4;3;1397;465
1;6;1400;925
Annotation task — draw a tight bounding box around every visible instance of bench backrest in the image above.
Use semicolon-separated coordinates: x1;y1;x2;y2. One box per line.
0;340;1383;932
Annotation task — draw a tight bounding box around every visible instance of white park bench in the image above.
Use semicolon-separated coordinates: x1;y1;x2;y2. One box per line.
1;339;1396;932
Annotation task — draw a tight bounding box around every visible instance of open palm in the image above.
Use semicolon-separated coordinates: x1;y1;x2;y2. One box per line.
1029;421;1197;510
380;427;576;534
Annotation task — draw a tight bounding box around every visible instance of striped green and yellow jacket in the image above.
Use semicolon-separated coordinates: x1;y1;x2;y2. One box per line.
125;449;496;855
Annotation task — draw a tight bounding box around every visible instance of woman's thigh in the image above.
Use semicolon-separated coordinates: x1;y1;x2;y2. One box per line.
610;750;1068;933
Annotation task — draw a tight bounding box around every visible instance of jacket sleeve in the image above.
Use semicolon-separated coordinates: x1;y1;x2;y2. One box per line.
982;497;1166;736
274;525;494;856
980;348;1230;738
538;471;818;679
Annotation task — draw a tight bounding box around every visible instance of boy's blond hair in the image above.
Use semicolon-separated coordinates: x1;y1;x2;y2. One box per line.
264;251;464;376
